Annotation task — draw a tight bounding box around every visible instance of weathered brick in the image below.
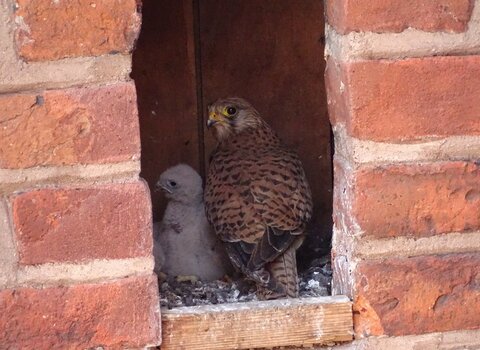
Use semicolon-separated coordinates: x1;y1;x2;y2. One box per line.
332;159;356;239
12;181;152;265
0;275;161;348
0;82;140;168
14;0;141;61
0;197;16;287
353;254;480;337
334;160;480;239
334;330;480;350
326;56;480;142
325;0;473;34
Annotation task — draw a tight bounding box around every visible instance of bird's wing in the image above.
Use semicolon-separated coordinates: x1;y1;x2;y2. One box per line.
205;145;312;271
205;154;261;243
250;148;312;230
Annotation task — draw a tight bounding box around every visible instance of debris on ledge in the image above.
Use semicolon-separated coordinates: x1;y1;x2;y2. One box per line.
160;256;332;308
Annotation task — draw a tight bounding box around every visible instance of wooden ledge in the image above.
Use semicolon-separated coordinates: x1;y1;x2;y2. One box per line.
160;295;353;349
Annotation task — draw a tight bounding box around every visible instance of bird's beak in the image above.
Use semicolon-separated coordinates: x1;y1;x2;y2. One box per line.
207;112;219;128
155;182;172;193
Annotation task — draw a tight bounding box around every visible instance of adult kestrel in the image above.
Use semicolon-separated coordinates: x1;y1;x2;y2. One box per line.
204;97;313;299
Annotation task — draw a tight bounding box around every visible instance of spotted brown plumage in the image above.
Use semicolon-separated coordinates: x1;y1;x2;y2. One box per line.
204;97;313;299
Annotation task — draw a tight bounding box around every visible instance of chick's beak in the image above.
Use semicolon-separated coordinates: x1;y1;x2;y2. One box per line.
207;112;219;128
155;181;172;193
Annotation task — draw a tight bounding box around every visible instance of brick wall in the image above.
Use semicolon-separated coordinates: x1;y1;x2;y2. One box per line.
326;0;480;348
0;1;161;348
2;0;479;348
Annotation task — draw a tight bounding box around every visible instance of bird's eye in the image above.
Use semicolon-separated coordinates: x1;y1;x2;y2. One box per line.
168;180;177;187
226;106;237;116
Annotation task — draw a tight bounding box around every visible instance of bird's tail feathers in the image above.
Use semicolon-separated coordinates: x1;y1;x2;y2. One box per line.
258;243;300;300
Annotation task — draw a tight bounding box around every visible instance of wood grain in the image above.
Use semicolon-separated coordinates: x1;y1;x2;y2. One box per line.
160;296;353;349
132;0;200;221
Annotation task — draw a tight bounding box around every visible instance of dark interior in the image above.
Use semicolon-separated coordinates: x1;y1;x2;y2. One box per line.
131;0;332;269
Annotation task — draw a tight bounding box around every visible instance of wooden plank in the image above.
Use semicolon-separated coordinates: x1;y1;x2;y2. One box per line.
131;0;200;221
199;0;333;259
160;296;353;349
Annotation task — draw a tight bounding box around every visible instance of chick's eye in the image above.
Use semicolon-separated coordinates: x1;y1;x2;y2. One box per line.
168;180;177;187
226;107;237;116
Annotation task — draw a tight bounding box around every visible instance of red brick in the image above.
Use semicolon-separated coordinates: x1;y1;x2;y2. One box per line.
353;254;480;336
326;56;480;141
14;0;141;61
0;82;140;168
334;161;480;239
0;275;161;348
12;181;152;265
326;0;473;34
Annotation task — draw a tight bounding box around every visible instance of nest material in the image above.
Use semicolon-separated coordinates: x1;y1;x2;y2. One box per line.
160;257;332;308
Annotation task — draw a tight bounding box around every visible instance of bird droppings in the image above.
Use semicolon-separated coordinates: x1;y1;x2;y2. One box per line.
159;257;332;308
160;276;257;309
298;257;333;298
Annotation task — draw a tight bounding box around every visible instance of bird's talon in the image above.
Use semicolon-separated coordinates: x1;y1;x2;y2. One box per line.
175;275;199;283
